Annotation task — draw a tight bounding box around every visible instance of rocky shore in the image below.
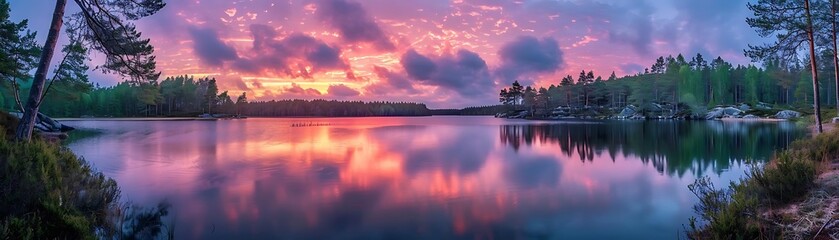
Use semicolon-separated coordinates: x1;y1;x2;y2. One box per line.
495;102;806;121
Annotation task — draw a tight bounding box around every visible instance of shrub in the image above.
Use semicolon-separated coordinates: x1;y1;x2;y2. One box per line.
0;125;122;239
788;128;839;163
750;153;817;204
0;113;170;239
686;177;764;239
0;111;17;137
687;129;839;238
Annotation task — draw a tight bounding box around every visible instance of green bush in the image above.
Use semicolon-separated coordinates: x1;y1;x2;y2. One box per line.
0;113;170;239
686;177;764;239
788;128;839;163
0;111;17;137
750;153;817;204
0;127;118;239
687;128;839;238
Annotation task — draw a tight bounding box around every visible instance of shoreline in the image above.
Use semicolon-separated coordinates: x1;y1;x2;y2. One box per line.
55;115;799;122
718;117;789;122
55;117;219;121
771;122;839;238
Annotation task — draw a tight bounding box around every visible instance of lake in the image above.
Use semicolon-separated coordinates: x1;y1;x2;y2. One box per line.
65;116;805;239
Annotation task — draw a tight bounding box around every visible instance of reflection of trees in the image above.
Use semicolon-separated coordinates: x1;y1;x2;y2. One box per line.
499;121;805;176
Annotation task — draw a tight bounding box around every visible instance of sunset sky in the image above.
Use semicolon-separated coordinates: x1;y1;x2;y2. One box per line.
9;0;766;108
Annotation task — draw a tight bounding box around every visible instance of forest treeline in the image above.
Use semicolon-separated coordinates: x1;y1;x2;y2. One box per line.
499;53;838;116
1;75;442;117
4;54;835;118
430;105;512;115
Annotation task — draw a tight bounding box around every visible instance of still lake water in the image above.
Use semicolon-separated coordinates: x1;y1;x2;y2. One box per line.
65;116;805;239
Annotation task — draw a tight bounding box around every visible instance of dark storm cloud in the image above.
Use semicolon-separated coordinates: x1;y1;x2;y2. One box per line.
317;0;395;51
400;49;492;97
232;24;349;78
188;28;239;67
327;84;361;97
496;36;564;82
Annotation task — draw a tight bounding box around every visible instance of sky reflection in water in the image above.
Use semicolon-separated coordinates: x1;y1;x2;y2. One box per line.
66;117;804;239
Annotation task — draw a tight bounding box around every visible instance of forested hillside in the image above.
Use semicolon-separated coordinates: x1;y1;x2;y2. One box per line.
498;53;837;116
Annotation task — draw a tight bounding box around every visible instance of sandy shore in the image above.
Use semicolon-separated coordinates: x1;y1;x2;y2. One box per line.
718;117;789;122
55;117;219;121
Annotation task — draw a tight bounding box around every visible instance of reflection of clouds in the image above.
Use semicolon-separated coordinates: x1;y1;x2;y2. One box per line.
367;125;494;175
65;118;805;239
503;154;561;189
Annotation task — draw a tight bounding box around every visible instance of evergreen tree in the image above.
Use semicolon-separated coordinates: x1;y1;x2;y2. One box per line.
40;41;93;116
746;0;824;132
235;92;247;115
560;75;574;106
710;57;732;106
15;0;166;141
0;0;40;111
744;65;761;104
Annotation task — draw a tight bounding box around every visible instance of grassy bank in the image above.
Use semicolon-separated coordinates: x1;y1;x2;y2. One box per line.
0;112;171;239
686;122;839;239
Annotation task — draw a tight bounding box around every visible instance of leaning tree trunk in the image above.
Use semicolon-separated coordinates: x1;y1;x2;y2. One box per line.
805;0;824;133
15;0;66;141
833;0;839;116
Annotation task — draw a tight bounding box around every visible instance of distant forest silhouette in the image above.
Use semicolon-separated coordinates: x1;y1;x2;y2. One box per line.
3;75;502;117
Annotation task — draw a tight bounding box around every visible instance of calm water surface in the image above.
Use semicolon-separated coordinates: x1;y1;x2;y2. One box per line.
65;116;805;239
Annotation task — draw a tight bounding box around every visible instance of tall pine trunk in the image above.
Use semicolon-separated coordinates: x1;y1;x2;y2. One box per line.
833;0;839;116
15;0;66;141
805;0;824;133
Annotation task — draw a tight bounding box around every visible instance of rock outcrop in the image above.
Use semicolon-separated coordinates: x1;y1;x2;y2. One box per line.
705;107;743;120
774;110;802;119
614;105;645;119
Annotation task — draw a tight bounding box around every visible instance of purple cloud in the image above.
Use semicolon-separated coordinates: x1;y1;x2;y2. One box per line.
327;84;361;97
401;50;436;80
317;0;395;51
400;49;492;97
496;36;564;82
188;28;238;67
232;24;349;78
284;83;323;96
619;63;645;75
366;66;418;95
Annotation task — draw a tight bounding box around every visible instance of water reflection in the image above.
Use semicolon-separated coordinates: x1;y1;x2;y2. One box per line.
64;117;804;239
500;121;804;176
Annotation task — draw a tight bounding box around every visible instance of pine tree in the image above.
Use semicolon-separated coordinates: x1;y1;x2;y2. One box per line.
746;0;824;133
0;0;40;111
560;75;573;106
15;0;165;141
744;65;761;104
